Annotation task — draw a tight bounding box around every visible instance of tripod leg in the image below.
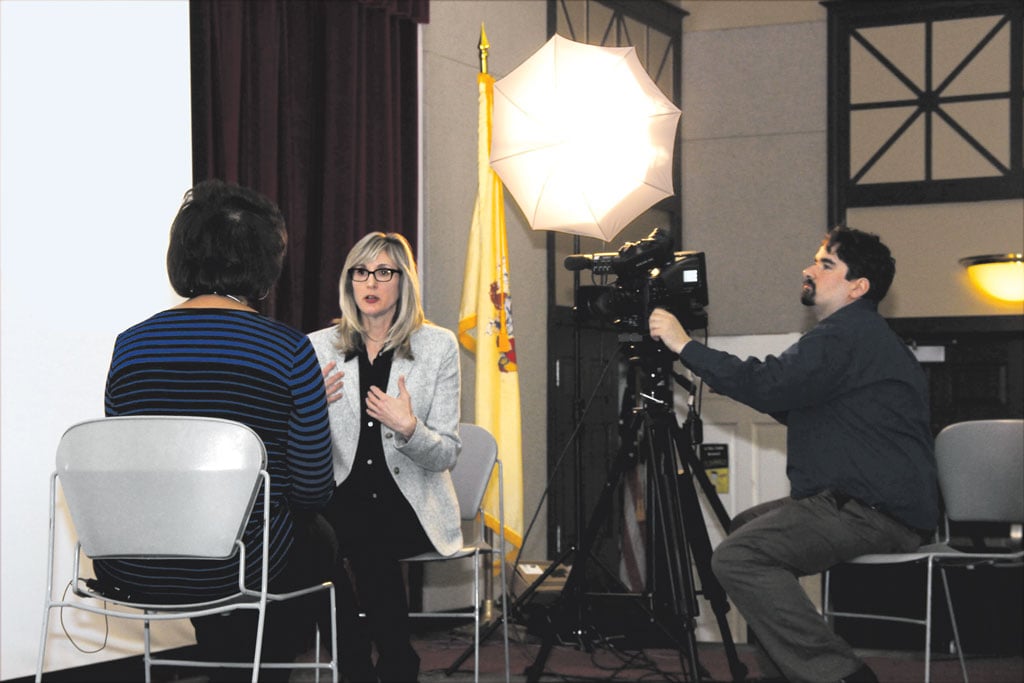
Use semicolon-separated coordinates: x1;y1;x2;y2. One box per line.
523;515;606;681
524;407;645;683
644;412;705;681
672;423;750;682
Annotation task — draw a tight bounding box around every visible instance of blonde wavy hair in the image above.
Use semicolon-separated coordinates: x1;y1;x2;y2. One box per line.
333;232;425;358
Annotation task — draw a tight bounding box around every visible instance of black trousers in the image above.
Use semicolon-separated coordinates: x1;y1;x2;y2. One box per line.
324;490;433;683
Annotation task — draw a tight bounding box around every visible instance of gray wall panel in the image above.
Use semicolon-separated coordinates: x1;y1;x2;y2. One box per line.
682;22;826;140
682;131;825;335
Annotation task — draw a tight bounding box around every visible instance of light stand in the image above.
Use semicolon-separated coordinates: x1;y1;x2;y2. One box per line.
444;234;599;674
569;234;589;642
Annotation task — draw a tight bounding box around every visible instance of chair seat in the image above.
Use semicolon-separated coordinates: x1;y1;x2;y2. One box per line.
73;574;338;614
845;545;1024;565
73;575;260;614
843;543;951;565
404;542;493;563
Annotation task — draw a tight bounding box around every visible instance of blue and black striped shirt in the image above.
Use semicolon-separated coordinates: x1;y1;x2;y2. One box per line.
94;308;334;601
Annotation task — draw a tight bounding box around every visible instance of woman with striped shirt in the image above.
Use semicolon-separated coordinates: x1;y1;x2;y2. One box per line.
95;180;335;678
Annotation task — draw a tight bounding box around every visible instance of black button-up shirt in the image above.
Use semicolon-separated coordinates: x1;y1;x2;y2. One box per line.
679;299;938;531
335;346;430;556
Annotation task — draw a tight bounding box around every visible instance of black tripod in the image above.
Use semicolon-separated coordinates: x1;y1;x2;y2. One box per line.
523;336;748;682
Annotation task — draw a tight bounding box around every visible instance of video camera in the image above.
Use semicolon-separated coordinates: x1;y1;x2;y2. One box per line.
565;228;708;334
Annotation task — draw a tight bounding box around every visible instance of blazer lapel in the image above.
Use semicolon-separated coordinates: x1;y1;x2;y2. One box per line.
390;355;414;395
342;353;362;418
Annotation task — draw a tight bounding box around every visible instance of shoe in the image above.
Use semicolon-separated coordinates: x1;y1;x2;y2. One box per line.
840;663;879;682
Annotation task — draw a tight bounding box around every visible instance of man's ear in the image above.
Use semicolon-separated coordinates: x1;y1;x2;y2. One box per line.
849;277;871;301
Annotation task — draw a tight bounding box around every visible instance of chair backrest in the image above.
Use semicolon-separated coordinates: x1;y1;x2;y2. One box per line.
55;416;266;559
935;419;1023;523
452;423;499;522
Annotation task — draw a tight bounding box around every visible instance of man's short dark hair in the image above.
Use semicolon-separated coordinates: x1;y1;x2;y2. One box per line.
166;179;286;300
824;226;895;303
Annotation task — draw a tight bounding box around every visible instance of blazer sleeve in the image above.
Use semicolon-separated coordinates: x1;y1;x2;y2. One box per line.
395;327;461;472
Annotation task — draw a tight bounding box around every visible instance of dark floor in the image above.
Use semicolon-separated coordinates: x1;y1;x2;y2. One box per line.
414;621;1023;683
23;619;1024;682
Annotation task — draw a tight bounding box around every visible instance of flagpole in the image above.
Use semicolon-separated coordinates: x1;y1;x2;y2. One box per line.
477;22;496;627
450;29;524;680
479;22;488;74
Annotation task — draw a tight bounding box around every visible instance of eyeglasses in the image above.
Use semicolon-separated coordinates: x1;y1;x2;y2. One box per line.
348;267;402;283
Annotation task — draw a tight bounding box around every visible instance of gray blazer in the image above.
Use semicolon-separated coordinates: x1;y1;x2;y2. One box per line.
307;322;463;556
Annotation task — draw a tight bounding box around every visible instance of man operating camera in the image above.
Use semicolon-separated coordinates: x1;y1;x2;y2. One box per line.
648;226;938;683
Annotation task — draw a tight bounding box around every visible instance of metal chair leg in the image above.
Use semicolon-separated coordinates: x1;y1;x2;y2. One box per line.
940;566;969;683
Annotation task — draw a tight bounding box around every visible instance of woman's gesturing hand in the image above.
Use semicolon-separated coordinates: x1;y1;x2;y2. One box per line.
367;375;416;439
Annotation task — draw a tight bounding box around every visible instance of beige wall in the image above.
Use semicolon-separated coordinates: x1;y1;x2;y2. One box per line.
675;0;1023;329
679;15;828;334
422;1;549;560
5;2;1016;675
419;0;834;562
678;0;825;31
857;201;1024;319
420;0;1022;564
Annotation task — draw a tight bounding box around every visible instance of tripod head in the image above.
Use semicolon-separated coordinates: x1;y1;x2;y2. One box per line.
618;333;679;415
618;332;704;451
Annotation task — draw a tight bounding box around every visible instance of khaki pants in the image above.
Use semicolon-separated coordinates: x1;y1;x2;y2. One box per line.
711;490;922;682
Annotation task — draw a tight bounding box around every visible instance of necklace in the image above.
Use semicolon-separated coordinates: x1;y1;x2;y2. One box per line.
220;294;246;305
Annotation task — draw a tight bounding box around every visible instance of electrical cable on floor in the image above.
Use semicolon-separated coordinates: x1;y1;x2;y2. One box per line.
60;580;110;654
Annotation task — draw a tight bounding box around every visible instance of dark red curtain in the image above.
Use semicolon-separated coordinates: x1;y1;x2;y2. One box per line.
190;0;428;332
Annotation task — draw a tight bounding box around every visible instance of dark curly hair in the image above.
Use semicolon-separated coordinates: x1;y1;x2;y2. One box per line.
166;179;286;301
824;225;895;303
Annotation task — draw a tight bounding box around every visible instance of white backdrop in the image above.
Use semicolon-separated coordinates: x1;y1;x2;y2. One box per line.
1;1;192;677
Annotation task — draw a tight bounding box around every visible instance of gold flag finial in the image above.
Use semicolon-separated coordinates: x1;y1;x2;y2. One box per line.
478;23;489;74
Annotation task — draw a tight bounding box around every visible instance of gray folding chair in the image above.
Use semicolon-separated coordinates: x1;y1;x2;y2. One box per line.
404;423;511;683
823;419;1024;683
35;415;338;683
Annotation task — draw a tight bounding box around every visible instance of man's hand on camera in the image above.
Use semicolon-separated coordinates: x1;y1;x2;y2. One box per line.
648;308;692;355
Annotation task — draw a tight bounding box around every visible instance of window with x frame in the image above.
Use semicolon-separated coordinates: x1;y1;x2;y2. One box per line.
825;0;1023;223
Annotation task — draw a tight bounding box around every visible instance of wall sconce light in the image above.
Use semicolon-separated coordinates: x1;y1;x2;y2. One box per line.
958;254;1024;303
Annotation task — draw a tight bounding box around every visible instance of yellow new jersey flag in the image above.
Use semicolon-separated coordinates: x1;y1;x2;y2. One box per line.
458;70;524;553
